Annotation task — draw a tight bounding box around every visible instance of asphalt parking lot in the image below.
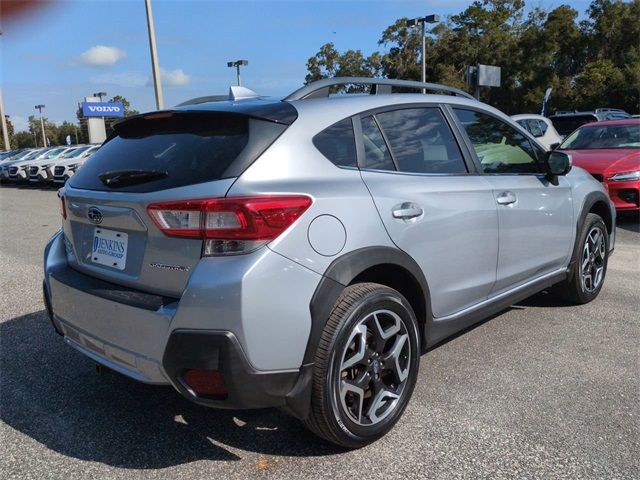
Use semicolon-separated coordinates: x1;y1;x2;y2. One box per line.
0;185;638;479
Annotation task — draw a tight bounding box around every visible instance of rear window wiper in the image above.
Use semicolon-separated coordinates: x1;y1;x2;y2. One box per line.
99;169;168;188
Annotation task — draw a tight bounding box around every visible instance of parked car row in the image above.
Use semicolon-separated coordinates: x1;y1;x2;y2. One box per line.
512;113;639;214
0;144;100;186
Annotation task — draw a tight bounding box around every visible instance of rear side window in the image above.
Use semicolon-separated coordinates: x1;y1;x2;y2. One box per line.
525;119;544;137
69;112;286;192
313;118;357;167
375;108;466;174
360;116;395;171
537;119;548;135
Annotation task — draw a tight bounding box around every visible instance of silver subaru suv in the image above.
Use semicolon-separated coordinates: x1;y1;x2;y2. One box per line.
43;78;615;448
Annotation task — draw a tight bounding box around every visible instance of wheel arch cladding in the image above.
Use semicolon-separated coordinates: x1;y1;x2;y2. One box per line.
567;191;614;277
305;246;431;366
284;247;430;421
588;198;613;235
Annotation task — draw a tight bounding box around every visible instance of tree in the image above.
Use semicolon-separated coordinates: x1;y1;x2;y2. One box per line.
28;115;58;147
13;131;36;148
378;18;422;81
580;0;640;111
55;121;80;146
109;95;139;117
305;43;382;92
0;116;15;150
304;0;639;114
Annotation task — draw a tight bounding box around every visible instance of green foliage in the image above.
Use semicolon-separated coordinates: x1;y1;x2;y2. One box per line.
109;95;139;117
0;116;15;150
13;131;36;149
305;0;640;114
306;43;382;92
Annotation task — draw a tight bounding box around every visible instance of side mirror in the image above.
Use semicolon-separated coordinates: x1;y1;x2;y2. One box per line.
546;151;572;177
549;142;560;150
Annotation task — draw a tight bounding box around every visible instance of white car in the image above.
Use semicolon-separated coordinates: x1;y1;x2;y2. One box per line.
512;114;563;150
28;146;77;184
52;145;100;184
7;148;52;182
0;149;36;181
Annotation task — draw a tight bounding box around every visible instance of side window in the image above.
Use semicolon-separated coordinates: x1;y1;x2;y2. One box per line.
375;108;467;174
516;119;531;133
526;119;544;137
360;115;395;171
453;108;542;174
537;119;548;135
313;118;357;168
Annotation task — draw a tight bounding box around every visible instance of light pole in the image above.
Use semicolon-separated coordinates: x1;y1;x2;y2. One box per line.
145;0;164;109
35;104;47;147
0;88;10;151
406;14;440;92
227;60;248;86
93;91;107;102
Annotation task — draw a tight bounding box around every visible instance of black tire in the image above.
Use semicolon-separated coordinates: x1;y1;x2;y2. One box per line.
304;282;420;448
555;213;609;304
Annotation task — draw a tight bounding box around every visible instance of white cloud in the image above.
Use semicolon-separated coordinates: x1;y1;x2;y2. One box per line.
79;46;126;67
160;68;191;86
91;72;147;88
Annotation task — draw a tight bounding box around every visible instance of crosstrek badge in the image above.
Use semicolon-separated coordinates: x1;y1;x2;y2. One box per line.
91;228;128;270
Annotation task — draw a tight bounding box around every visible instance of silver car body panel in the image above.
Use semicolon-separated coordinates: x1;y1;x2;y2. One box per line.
43;91;616;386
45;227;322;372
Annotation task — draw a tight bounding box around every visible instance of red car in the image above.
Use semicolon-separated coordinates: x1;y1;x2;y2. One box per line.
558;119;639;214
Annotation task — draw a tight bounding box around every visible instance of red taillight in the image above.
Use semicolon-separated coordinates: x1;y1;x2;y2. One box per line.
147;195;312;255
58;192;67;219
183;369;227;398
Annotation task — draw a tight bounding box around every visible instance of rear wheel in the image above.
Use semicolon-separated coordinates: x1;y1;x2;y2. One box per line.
556;213;609;304
304;283;420;448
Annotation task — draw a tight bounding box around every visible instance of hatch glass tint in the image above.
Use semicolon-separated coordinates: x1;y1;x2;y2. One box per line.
69;111;285;193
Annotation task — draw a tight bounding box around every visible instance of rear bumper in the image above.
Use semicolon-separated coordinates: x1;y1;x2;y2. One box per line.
162;330;299;409
43;230;321;410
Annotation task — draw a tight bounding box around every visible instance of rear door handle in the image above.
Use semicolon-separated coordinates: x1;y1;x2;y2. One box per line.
392;202;423;220
496;191;517;206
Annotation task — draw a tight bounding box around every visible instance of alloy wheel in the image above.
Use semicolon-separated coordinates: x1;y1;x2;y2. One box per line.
580;225;606;293
337;309;411;426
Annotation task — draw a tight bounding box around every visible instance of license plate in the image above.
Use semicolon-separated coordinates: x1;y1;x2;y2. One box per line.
91;228;128;270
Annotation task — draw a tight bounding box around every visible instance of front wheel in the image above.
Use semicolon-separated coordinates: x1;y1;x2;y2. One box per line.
304;283;420;448
556;213;609;304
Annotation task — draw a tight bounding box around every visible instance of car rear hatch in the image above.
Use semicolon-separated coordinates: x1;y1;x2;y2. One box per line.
60;105;295;297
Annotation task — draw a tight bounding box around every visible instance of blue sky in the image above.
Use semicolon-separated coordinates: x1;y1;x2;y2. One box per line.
2;0;592;131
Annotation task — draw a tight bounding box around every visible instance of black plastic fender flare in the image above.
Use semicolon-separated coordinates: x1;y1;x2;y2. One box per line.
284;246;431;420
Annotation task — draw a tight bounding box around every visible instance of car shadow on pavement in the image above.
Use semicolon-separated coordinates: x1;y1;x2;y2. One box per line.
616;214;639;233
0;311;343;469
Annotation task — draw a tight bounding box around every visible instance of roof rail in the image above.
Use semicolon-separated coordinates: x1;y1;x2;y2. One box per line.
595;108;626;113
283;77;475;101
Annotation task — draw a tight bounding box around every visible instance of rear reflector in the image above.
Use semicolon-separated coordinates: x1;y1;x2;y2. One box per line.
147;195;312;255
58;191;67;220
183;369;228;398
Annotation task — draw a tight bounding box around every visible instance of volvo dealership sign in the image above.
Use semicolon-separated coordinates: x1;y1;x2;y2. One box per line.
82;101;125;117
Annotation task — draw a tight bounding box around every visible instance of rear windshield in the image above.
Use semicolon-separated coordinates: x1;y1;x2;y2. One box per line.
69;112;286;192
550;115;598;136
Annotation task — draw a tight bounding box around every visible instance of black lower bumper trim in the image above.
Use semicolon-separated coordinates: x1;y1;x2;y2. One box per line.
42;281;63;336
49;263;178;311
162;330;299;410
